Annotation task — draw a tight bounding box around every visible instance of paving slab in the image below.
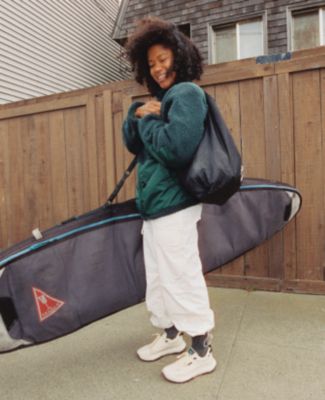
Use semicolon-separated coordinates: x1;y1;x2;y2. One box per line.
237;290;325;351
216;340;325;400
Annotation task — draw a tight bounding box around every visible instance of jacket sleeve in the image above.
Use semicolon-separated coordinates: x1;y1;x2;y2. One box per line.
137;83;207;169
122;101;144;155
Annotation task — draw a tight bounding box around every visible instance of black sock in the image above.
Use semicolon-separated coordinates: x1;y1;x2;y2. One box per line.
165;325;179;339
191;333;210;357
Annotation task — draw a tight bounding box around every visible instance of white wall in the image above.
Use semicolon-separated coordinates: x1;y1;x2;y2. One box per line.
0;0;128;104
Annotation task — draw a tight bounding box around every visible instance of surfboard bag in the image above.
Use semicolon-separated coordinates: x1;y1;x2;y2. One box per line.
0;179;301;352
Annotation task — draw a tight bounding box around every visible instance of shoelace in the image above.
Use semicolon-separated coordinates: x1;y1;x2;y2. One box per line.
149;332;169;347
151;333;162;343
174;349;198;367
177;349;195;360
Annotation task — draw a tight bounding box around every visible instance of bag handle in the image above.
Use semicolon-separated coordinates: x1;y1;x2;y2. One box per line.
105;155;138;205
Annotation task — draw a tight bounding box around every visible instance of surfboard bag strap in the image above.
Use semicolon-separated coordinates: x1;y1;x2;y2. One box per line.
177;92;243;205
106;155;138;205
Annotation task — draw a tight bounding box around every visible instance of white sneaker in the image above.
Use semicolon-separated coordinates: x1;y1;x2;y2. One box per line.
162;346;217;383
137;332;186;362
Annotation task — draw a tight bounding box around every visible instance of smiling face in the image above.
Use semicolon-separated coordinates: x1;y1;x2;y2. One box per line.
147;44;177;90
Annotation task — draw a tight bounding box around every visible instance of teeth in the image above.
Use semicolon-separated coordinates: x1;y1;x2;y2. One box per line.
157;74;166;82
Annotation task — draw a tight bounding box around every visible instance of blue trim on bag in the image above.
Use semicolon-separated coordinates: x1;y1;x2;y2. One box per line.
0;184;301;268
240;184;300;194
0;213;141;267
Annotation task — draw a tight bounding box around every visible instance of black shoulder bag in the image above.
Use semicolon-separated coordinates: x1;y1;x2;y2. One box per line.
176;92;243;205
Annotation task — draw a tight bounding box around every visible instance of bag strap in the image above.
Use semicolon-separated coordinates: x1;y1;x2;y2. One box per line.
105;155;138;205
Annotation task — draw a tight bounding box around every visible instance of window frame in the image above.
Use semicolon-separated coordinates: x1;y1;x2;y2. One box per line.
287;4;325;51
208;12;267;64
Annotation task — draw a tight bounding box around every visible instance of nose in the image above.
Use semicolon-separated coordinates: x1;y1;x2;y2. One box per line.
152;63;163;74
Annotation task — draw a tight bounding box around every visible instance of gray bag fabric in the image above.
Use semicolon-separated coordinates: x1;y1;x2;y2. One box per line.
0;179;301;352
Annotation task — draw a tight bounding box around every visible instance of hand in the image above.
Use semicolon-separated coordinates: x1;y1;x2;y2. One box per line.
135;101;161;118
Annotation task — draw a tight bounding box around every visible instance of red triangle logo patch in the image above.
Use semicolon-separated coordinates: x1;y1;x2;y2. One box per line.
32;287;65;322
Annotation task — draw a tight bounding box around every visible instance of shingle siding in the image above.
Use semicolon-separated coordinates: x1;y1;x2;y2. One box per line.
114;0;325;63
0;0;128;104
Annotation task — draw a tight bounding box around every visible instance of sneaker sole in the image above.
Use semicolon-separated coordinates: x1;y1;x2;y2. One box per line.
137;343;187;362
161;360;217;383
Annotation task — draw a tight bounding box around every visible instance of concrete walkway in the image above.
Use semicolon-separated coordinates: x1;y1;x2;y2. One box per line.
1;287;325;400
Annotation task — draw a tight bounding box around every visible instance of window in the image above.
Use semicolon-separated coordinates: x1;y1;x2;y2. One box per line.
210;18;265;64
177;23;191;38
290;8;325;50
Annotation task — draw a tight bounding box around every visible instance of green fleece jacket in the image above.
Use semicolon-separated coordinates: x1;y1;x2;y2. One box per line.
122;81;207;219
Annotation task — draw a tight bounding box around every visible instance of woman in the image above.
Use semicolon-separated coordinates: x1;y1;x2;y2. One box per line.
122;17;216;383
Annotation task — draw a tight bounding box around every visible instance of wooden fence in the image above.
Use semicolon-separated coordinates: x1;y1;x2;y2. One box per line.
1;46;325;294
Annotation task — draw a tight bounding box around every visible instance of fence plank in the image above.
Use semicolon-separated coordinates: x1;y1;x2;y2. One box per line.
264;76;281;181
103;90;117;201
275;53;325;75
0;96;88;120
64;108;84;217
113;92;125;203
321;68;325;282
0;121;10;249
21;116;38;238
215;82;241;151
205;274;281;292
201;59;274;86
293;70;324;281
49;111;69;224
8;118;27;244
278;73;297;282
263;76;284;279
122;95;137;201
94;95;105;204
214;82;245;276
85;95;99;209
79;108;91;212
239;78;269;278
30;113;54;232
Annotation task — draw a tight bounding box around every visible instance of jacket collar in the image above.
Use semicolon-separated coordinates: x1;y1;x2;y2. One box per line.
156;88;168;101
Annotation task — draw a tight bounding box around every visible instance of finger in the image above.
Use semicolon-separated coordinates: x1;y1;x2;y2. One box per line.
148;105;160;113
147;101;161;107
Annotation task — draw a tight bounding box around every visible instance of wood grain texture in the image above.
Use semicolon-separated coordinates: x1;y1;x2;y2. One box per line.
293;70;323;281
263;75;284;279
85;95;99;209
49;110;69;224
8;118;27;244
64;108;84;217
113;92;126;203
278;73;297;281
214;82;245;276
0;121;10;249
239;78;269;278
103;90;117;202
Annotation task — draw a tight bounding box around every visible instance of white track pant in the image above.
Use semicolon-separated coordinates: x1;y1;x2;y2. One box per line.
142;204;215;337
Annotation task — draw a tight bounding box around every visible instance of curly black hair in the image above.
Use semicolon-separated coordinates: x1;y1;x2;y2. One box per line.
125;17;204;96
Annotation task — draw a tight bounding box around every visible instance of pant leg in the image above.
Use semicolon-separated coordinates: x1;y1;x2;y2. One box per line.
142;220;173;330
150;204;215;337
